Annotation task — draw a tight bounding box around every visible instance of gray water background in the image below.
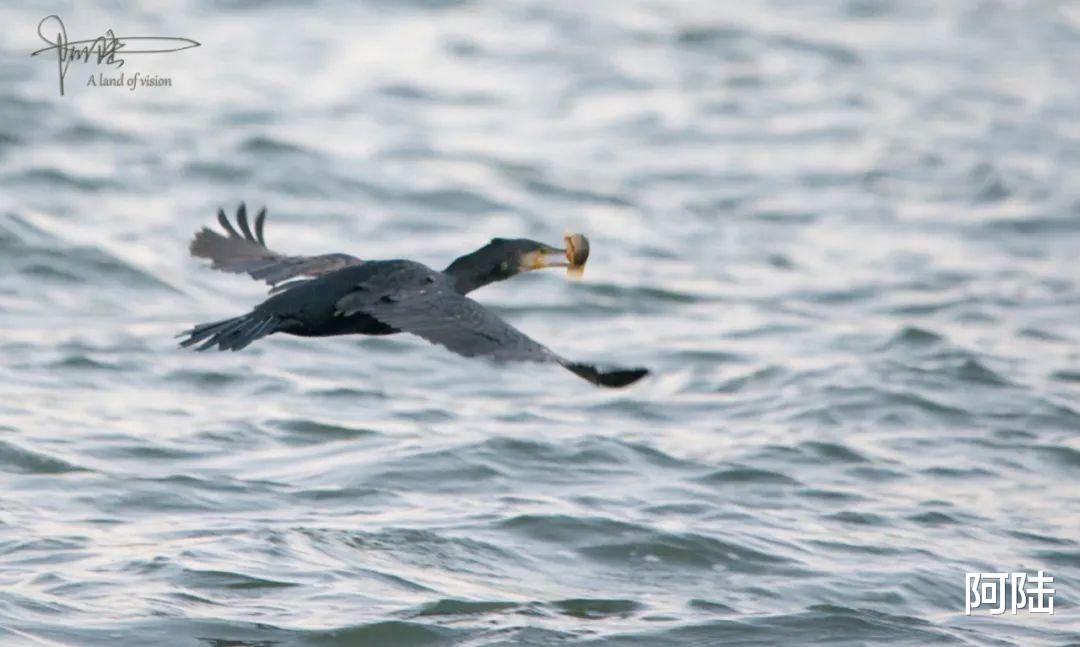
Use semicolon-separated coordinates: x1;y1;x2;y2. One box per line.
0;0;1078;644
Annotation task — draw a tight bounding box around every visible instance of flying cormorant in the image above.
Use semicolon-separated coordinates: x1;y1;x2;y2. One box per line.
178;205;648;388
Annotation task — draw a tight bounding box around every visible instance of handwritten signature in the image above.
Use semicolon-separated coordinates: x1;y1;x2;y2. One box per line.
30;15;200;96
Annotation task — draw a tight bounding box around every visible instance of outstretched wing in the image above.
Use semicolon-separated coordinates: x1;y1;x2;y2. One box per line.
336;264;556;362
190;203;362;292
334;263;648;387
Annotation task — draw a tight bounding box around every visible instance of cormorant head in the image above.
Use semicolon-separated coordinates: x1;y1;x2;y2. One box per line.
444;235;589;294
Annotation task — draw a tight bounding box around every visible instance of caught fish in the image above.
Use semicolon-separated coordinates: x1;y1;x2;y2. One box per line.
564;233;589;277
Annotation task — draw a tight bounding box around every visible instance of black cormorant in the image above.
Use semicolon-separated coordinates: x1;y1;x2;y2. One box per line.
178;205;648;388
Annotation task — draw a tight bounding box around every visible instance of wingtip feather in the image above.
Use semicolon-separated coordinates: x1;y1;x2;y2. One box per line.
254;207;267;245
236;203;255;241
565;363;649;388
217;207;239;237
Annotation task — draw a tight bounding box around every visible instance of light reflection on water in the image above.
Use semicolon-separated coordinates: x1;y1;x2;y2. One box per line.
1;0;1078;644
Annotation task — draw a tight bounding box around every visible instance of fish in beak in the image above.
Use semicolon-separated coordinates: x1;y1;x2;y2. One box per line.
564;233;589;277
520;234;590;277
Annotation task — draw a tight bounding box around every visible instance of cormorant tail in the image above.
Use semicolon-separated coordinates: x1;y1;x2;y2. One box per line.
178;312;281;352
564;362;649;388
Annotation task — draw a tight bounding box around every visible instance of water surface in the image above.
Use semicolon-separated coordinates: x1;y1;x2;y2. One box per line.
1;0;1078;644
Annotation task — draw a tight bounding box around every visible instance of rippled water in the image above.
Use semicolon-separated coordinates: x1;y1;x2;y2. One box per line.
2;1;1079;644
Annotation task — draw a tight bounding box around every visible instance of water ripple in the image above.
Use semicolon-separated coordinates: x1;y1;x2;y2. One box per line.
2;0;1079;644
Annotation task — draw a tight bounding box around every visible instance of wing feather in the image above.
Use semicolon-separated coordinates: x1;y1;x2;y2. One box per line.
335;264;557;363
335;267;648;387
191;203;363;291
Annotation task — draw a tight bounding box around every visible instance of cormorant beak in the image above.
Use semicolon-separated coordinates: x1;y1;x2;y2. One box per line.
519;234;590;277
522;247;570;270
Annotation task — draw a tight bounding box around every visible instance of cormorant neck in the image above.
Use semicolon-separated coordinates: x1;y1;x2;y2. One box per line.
443;249;499;294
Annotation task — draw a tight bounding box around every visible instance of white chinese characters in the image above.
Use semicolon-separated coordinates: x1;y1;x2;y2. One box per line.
965;571;1054;615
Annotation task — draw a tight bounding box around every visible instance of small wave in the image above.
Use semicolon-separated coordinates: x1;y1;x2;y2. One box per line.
750;441;870;466
268;418;379;444
1033;444;1080;471
167;368;244;387
723;323;809;340
715;365;787;393
688;598;737;614
790;285;878;305
1050;369;1080;383
183;160;252;182
577;534;790;572
1032;549;1080;569
586;604;959;645
791;386;970;425
101;443;205;461
403;187;507;214
290;486;389;502
307;386;389;400
304;621;462;646
500;514;793;572
1008;530;1075;546
178;568;300;591
799;441;870;464
695;467;800;486
303;527;523;574
59;123;136;144
1019;327;1073;343
498;514;644;544
364;452;502;491
479;435;698;472
48;355;124;371
825;511;890;526
845;466;908;482
579;282;705;305
550;598;644;619
520;177;634;207
409;598;520;617
675;25;747;47
810;539;924;557
953;358;1010;386
796;488;867;502
239;135;315;157
15;168;119;192
884;326;944;348
378;83;499;106
412;596;651;623
0;224;178;291
769;35;860;65
0;132;21;149
748;604;952;643
148;474;279;494
919;466;995;478
906;511;960;527
981;215;1080;235
0;440;85;475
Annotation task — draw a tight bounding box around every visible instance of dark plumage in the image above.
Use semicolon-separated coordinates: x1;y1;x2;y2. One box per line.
179;204;648;388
